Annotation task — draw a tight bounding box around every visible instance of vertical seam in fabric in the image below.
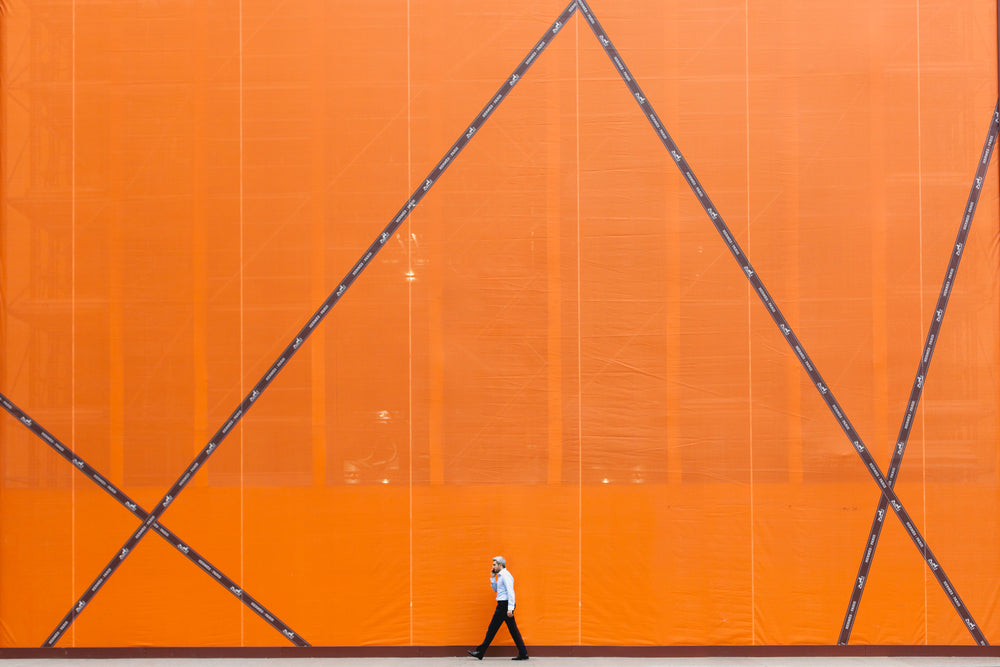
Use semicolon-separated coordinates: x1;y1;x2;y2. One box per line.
575;14;583;645
239;0;246;646
70;0;77;646
407;0;414;645
745;0;756;645
916;0;928;643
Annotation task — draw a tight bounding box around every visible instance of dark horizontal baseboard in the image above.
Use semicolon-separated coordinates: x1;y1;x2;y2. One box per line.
1;645;999;659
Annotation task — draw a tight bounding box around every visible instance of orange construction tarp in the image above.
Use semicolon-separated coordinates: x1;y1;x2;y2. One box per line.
2;0;999;647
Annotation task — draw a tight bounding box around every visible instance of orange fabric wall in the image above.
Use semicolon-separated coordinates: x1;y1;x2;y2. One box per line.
2;0;999;647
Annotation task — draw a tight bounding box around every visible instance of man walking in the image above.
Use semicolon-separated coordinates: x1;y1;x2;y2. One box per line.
467;556;528;660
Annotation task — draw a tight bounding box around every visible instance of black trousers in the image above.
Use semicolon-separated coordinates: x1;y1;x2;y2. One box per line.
477;600;527;657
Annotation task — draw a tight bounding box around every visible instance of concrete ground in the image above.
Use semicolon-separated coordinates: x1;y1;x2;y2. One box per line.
1;658;999;667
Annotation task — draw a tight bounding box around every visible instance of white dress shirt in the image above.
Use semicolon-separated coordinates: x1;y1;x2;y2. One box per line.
490;568;516;611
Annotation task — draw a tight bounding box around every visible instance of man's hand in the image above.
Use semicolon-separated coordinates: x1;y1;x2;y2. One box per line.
507;610;514;617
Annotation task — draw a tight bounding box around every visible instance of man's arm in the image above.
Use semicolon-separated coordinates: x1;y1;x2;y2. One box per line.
503;570;515;611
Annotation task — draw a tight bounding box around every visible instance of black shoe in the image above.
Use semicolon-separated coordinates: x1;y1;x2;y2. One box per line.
512;656;529;661
467;649;484;660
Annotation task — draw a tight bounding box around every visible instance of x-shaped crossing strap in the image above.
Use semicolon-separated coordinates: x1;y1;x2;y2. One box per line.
838;105;999;643
37;0;580;647
0;392;308;646
574;0;992;645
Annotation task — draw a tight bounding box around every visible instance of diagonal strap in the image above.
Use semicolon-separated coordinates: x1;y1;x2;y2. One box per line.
40;0;582;647
575;0;989;645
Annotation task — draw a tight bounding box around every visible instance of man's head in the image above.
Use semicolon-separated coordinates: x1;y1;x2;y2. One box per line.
492;556;506;572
